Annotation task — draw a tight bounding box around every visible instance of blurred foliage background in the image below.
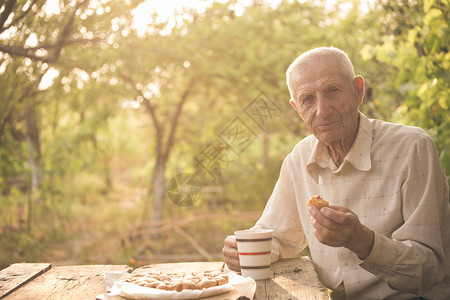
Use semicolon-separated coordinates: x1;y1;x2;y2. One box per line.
0;0;448;269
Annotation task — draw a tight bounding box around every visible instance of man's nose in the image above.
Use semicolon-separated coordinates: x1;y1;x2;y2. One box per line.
315;93;331;118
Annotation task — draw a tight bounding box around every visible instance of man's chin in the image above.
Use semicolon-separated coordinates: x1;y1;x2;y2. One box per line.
314;132;344;145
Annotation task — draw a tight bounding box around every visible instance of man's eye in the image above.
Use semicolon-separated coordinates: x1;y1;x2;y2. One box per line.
303;95;315;102
325;87;339;95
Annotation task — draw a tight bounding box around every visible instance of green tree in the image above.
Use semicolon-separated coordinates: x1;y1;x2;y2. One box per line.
0;0;140;232
107;0;391;226
361;0;449;178
0;0;86;198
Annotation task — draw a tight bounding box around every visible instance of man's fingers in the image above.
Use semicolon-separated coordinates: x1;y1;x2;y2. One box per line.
310;217;341;247
320;206;354;225
327;205;349;212
222;243;238;258
309;206;353;245
224;256;241;272
309;204;372;256
224;235;237;247
222;235;240;272
309;206;340;229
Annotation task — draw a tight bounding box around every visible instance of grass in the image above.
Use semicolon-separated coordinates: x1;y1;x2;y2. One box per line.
0;182;263;270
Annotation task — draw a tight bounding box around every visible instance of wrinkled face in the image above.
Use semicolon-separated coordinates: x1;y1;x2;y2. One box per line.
289;58;362;146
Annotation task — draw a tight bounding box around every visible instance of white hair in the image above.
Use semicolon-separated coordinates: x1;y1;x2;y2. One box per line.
286;47;356;98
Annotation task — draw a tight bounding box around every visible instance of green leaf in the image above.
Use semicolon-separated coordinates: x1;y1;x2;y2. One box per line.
423;8;443;26
417;83;429;98
439;96;448;110
424;0;435;12
360;44;374;61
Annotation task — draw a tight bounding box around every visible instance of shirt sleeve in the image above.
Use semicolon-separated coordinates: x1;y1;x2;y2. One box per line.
360;132;450;295
253;153;308;263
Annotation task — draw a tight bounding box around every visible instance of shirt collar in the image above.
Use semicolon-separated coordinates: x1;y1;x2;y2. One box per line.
306;112;372;181
345;112;372;172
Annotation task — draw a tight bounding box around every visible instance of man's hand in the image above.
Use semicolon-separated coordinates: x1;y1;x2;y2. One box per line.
222;235;240;271
308;205;374;260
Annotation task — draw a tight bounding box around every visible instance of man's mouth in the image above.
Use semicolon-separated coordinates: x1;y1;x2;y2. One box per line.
316;121;339;130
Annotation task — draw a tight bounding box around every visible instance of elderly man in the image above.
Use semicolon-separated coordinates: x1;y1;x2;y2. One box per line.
222;47;449;299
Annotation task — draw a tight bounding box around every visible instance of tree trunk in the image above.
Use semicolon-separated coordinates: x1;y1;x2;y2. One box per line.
24;103;43;233
25;136;44;195
263;131;269;168
25;104;44;201
150;156;166;235
138;78;196;230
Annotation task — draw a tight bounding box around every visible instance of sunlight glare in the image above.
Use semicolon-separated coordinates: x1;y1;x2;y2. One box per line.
121;99;141;109
39;67;59;91
131;0;374;36
131;0;228;36
44;0;60;15
25;33;39;47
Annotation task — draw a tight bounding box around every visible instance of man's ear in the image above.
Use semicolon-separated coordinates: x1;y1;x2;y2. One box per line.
353;76;365;105
290;99;298;111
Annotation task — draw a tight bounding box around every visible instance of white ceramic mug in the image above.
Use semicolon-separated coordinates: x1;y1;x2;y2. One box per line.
234;228;273;280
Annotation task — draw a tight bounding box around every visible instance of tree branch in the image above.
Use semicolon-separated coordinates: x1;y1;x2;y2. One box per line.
164;77;196;159
25;37;101;50
0;0;89;63
0;0;16;32
139;92;162;140
47;0;88;62
0;37;100;62
0;44;51;62
173;226;214;262
0;0;39;33
119;74;163;142
0;81;39;145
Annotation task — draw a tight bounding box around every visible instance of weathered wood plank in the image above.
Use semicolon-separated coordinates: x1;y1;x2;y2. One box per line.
255;257;330;300
2;259;327;300
138;258;329;299
134;261;225;274
3;265;131;300
0;263;51;299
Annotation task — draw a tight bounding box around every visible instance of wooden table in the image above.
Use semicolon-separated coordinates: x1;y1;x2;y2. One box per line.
0;257;329;299
0;263;132;300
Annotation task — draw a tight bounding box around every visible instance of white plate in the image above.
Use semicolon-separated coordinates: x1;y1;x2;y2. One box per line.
108;272;255;300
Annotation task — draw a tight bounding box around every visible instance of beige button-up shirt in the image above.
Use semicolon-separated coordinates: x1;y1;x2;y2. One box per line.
254;112;449;299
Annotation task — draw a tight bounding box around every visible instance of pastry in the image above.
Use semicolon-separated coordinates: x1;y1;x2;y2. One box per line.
306;195;329;209
120;270;229;291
